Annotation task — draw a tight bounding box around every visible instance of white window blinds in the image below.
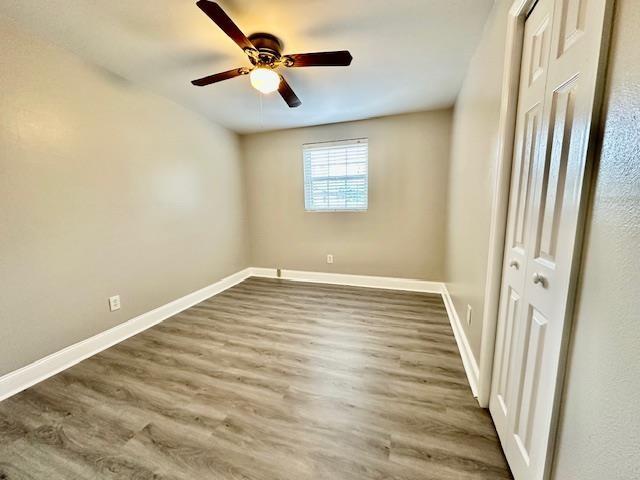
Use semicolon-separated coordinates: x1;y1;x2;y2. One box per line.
303;138;368;211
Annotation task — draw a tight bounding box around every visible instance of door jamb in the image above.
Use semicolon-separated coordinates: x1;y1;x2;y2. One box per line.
477;0;541;408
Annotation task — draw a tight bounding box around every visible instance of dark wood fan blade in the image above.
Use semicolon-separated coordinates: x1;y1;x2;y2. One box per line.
191;68;248;86
284;51;353;67
278;76;302;108
196;0;255;52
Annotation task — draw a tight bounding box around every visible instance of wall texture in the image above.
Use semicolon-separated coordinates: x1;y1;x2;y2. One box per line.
0;17;248;376
444;0;512;357
552;0;640;478
242;111;451;280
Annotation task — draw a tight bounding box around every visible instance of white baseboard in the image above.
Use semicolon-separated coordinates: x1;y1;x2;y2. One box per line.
1;266;478;404
0;268;253;402
441;284;480;398
249;267;444;294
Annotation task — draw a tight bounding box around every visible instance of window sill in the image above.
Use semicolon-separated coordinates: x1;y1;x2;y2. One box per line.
304;209;368;213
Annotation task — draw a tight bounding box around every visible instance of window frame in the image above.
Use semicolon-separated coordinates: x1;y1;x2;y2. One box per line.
302;138;369;213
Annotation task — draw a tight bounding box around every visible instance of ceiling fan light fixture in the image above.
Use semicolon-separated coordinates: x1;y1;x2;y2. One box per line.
249;67;280;94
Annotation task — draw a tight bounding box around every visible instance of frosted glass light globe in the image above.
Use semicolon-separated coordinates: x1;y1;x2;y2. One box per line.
249;67;280;94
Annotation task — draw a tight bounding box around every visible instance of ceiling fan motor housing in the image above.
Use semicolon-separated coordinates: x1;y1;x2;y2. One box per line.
248;33;284;66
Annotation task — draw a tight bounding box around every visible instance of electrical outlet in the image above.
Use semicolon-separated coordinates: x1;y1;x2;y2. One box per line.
109;295;121;312
466;305;472;326
327;254;334;264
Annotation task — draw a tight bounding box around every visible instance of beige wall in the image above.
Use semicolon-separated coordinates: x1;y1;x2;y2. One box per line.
552;0;640;478
444;0;512;357
242;111;451;280
0;17;248;376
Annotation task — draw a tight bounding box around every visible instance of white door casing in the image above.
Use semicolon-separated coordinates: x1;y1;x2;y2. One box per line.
490;0;612;479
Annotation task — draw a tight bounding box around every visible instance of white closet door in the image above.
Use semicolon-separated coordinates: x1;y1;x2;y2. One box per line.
490;0;612;479
490;0;556;471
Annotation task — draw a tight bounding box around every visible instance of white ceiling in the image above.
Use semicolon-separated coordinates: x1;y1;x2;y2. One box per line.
0;0;494;133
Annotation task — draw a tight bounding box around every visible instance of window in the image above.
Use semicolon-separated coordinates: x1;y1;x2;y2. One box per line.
303;138;368;212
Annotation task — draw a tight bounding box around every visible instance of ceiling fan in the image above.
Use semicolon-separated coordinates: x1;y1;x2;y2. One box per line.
191;0;353;108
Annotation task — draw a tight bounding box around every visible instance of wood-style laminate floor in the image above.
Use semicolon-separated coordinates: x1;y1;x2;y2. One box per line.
0;277;512;480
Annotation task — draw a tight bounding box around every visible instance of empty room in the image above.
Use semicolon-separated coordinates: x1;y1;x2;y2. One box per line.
1;0;638;479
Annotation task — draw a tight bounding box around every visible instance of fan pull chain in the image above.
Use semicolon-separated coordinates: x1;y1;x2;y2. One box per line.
258;90;264;129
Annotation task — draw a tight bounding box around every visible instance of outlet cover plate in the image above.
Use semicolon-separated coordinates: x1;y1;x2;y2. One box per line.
109;295;121;312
